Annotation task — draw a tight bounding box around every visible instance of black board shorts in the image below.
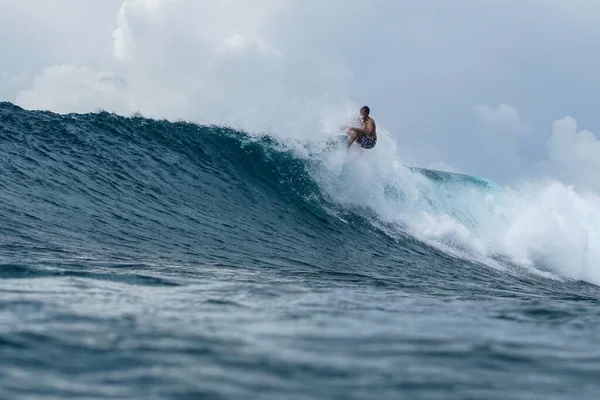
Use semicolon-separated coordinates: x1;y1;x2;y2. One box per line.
357;134;376;149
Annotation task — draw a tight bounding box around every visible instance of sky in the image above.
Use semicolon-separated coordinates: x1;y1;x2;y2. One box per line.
3;0;600;189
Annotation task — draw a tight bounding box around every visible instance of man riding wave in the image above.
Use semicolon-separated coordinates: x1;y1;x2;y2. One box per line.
347;106;377;149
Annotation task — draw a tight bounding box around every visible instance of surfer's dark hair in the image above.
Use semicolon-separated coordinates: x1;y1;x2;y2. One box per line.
361;106;370;114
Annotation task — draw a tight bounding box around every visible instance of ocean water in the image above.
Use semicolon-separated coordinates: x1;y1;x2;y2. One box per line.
1;101;599;399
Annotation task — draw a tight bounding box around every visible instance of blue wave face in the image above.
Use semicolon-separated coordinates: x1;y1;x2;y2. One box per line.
0;103;323;271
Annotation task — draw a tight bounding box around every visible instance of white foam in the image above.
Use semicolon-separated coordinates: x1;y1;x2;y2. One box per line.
301;126;600;286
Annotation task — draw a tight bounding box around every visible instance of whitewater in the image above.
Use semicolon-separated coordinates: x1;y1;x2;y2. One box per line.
1;102;599;399
288;112;600;286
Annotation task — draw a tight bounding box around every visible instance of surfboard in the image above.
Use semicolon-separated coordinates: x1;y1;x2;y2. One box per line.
324;134;348;150
332;134;349;150
334;134;348;144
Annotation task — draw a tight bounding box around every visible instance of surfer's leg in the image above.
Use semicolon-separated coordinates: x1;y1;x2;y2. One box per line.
347;132;358;149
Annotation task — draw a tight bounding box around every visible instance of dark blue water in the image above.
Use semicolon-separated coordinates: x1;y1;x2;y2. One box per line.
1;102;599;399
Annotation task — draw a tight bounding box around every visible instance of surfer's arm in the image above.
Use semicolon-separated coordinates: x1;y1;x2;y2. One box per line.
349;122;374;136
342;117;362;131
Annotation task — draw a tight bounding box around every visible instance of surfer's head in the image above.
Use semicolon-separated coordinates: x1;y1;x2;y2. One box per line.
360;106;370;119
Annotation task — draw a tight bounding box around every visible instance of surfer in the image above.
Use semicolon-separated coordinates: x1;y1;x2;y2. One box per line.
347;106;377;149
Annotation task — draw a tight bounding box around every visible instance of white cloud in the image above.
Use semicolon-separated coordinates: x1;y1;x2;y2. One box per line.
541;117;600;191
221;34;283;60
14;0;354;138
0;0;121;68
112;3;131;61
473;103;529;134
0;71;31;100
469;103;600;192
16;65;132;114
